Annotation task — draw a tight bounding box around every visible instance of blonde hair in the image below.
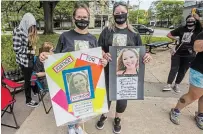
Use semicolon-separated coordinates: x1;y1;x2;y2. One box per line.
108;5;136;33
39;42;54;55
117;48;139;72
73;3;90;18
28;25;38;49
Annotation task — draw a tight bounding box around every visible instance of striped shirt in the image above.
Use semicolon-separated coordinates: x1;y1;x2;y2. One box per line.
13;27;33;67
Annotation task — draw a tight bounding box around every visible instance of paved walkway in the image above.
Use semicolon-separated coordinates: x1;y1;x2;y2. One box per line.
15;97;200;134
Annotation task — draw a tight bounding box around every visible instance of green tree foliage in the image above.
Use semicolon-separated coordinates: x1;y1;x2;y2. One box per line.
1;1;43;30
54;1;76;29
129;10;149;25
155;0;184;27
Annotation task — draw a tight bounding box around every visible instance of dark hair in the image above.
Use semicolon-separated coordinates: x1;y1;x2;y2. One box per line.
73;3;90;18
185;14;202;31
113;1;128;13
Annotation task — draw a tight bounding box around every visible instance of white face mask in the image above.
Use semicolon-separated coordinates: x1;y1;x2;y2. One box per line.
187;26;195;30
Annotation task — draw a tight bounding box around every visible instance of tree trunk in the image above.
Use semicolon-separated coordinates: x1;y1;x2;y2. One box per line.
42;1;57;34
160;20;162;27
167;15;170;28
60;14;63;30
38;20;41;30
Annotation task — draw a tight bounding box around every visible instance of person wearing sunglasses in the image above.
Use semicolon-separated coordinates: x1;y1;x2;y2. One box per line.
95;1;152;134
163;13;202;93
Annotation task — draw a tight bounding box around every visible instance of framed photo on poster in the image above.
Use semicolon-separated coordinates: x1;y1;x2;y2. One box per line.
62;66;95;104
109;46;145;101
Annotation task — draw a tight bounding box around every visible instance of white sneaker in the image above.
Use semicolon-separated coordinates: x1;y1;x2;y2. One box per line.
74;126;86;134
68;128;76;134
173;84;180;93
162;84;172;91
68;125;76;134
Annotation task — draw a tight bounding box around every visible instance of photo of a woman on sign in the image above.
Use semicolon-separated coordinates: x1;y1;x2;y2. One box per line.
67;71;90;101
117;48;139;75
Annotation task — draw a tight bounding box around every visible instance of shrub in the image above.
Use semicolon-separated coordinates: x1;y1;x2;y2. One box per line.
1;34;171;70
1;35;18;70
1;34;60;71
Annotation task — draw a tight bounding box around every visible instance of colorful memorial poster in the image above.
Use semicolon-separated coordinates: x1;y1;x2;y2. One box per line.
109;46;145;101
44;47;108;126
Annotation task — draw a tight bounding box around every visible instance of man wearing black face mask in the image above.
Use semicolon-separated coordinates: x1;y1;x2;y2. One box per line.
163;14;202;93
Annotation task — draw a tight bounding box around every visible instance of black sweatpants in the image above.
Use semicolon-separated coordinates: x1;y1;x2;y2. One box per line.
20;65;33;103
167;55;195;84
105;71;127;113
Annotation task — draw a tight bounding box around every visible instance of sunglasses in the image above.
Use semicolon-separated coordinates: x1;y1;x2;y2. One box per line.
113;1;128;9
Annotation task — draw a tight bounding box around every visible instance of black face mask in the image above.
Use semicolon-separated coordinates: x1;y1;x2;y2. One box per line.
186;21;196;27
74;19;89;30
114;13;127;25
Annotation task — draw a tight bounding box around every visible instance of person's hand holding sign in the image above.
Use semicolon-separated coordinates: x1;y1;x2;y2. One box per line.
103;52;112;62
143;53;152;64
39;52;52;63
100;58;108;67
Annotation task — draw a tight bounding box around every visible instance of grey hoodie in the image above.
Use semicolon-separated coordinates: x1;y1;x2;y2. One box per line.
19;13;36;35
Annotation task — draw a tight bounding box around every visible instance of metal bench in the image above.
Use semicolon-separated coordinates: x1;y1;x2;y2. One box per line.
146;41;173;54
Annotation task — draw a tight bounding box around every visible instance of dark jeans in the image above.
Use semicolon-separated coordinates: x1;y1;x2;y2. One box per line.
20;65;33;103
105;72;127;113
167;55;195;84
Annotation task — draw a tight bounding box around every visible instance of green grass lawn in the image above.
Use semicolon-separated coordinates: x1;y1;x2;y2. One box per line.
1;34;171;70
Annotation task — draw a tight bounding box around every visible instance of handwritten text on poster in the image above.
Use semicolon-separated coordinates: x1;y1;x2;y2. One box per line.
116;77;138;100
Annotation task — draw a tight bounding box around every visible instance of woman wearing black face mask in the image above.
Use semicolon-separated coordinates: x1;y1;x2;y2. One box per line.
39;3;108;134
95;2;152;134
163;14;202;93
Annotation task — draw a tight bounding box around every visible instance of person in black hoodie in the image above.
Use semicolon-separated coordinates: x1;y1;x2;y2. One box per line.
13;13;39;107
163;13;202;93
95;1;152;134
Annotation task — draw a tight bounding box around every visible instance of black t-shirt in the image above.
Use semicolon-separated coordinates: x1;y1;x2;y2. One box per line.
54;29;98;53
98;27;142;76
98;27;142;53
170;26;201;56
33;56;45;80
191;31;203;74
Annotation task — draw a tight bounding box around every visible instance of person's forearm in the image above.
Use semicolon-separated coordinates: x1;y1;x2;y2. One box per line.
194;40;203;52
36;72;46;77
167;35;178;41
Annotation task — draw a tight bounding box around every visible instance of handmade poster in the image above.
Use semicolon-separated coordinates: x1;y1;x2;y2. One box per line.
44;47;108;126
109;46;145;100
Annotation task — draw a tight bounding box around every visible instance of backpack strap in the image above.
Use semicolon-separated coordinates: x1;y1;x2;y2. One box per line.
34;56;37;64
